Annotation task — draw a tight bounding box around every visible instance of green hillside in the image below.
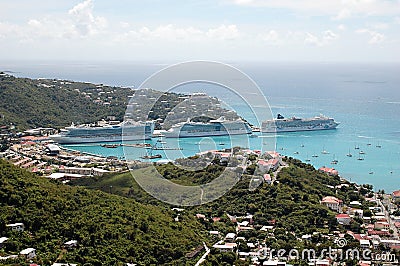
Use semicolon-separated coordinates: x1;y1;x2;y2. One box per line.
0;159;206;265
0;74;133;130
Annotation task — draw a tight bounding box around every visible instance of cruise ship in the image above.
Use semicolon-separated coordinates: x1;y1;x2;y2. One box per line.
49;120;154;144
164;117;252;138
262;114;339;133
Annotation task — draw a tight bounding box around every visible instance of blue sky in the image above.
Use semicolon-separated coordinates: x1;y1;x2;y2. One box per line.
0;0;399;62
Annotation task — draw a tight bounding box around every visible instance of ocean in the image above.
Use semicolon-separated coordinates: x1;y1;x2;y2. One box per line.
2;61;400;193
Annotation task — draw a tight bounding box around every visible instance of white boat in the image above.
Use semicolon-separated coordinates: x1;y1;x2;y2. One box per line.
164;117;252;138
49;120;154;144
262;114;339;133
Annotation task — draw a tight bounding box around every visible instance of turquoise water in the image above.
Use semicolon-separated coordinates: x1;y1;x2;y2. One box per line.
2;61;399;192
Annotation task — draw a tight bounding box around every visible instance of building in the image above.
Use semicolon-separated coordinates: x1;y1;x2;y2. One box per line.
0;237;8;248
321;196;343;212
336;214;351;225
374;222;390;230
392;190;400;202
359;239;371;249
20;248;36;259
64;240;78;249
45;144;61;155
212;242;237;252
264;174;272;184
319;167;339;176
225;232;236;243
6;223;24;232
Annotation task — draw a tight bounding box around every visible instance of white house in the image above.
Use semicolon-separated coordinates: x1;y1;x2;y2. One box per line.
20;248;36;259
321;196;343;212
360;239;371;249
225;232;236;243
64;240;78;248
0;237;8;248
6;223;24;232
212;243;237;252
336;214;351;225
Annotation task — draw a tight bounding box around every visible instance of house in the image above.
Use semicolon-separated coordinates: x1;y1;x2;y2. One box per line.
64;240;78;249
263;260;287;266
321;196;343;212
336;214;352;225
6;223;25;232
51;264;78;266
212;242;237;252
0;237;8;248
45;144;61;155
258;160;271;172
20;248;36;259
392;190;400;202
360;239;371;249
225;232;236;242
374;222;390;230
264;174;272;184
266;159;280;171
319;167;339;176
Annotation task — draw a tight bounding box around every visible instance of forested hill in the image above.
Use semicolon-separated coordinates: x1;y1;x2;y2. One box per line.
0;73;133;130
0;159;206;265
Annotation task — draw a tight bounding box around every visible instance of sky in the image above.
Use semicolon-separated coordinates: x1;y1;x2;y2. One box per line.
0;0;399;62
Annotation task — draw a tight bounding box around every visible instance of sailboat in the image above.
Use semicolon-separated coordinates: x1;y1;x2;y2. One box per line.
357;154;364;161
355;144;360;150
346;149;353;157
331;154;339;165
321;146;329;154
376;142;382;148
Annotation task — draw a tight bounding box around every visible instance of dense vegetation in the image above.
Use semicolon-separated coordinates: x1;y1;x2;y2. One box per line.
72;158;375;265
0;159;206;265
0;74;134;130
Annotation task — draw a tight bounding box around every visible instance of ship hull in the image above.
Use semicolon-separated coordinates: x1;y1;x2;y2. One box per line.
164;129;251;138
50;134;152;144
262;124;338;133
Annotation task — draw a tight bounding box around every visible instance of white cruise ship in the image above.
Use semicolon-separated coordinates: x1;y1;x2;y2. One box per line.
262;114;339;133
49;120;154;144
164;117;252;138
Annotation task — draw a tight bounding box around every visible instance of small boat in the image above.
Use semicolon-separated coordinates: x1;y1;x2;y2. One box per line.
293;151;299;155
357;156;364;161
300;144;305;147
331;154;338;165
346;149;353;157
359;151;366;155
321;146;329;154
369;171;374;175
355;145;360;150
219;143;225;146
376;142;382;148
141;154;162;159
312;154;319;158
101;144;120;148
367;143;372;146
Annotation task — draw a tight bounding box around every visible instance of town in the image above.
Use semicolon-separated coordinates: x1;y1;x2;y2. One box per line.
1;128;400;265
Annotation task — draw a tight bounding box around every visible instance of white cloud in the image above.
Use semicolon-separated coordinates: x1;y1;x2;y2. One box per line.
259;30;281;45
230;0;400;17
115;24;240;42
333;9;352;20
338;24;347;31
206;24;240;40
356;28;385;44
304;30;339;46
68;0;107;36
